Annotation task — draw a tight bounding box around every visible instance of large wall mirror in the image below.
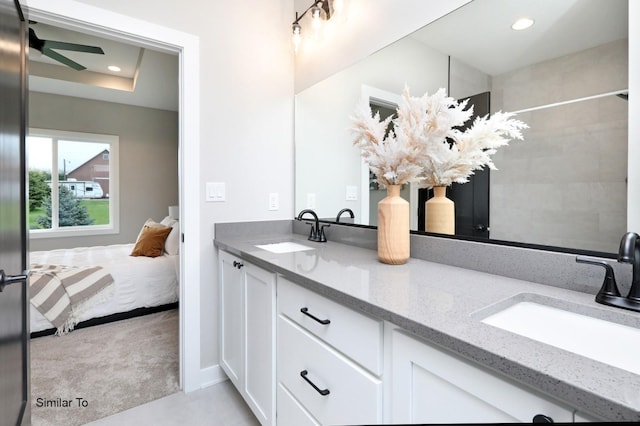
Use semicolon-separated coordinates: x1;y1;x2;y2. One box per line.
295;0;630;254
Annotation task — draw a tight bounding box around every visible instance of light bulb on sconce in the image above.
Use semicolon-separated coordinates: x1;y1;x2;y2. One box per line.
311;3;322;21
332;0;344;16
291;0;341;53
311;3;323;38
292;21;302;53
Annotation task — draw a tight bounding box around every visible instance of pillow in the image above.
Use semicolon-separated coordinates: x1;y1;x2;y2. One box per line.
130;225;173;257
161;216;177;227
136;218;165;242
164;220;180;255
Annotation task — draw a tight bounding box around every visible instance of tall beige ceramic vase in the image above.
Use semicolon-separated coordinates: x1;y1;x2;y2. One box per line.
378;184;410;265
426;185;455;235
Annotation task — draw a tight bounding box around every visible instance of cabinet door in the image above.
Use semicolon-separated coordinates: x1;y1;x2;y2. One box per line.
219;250;244;388
244;263;276;425
388;326;575;424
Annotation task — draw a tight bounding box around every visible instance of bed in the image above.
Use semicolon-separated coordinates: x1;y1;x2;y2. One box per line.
29;217;180;335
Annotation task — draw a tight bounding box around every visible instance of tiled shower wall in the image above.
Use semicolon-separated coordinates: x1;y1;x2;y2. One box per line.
490;39;628;253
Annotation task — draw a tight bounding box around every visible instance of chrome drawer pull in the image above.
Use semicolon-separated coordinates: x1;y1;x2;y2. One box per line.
300;370;330;396
300;307;330;325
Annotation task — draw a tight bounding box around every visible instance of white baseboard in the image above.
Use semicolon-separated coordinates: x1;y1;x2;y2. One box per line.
200;364;228;389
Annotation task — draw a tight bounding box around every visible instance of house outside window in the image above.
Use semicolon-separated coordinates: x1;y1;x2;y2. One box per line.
27;128;119;238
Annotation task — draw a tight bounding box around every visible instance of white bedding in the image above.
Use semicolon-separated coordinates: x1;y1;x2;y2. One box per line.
29;243;179;333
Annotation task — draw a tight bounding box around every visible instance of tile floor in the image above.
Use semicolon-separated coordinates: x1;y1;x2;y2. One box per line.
86;380;259;426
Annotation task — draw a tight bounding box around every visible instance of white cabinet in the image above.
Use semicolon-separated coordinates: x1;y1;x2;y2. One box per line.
277;277;383;425
386;324;576;424
220;250;243;388
219;250;276;426
220;248;600;425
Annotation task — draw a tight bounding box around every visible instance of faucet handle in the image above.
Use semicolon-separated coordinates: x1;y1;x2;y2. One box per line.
576;256;621;300
318;224;330;242
305;222;318;241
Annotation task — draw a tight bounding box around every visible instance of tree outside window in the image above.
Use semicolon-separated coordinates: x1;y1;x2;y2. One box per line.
27;129;119;237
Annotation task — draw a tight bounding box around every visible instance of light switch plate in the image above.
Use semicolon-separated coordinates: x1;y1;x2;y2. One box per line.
268;193;279;210
346;185;358;201
307;193;316;209
206;182;225;202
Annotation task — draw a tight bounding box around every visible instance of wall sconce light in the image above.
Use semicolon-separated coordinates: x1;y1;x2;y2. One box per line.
292;0;341;53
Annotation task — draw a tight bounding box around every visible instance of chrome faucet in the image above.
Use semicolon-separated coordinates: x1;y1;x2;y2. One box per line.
296;209;329;242
336;208;354;223
576;231;640;313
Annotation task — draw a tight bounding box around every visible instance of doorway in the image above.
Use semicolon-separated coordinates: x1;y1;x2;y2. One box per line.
25;0;202;404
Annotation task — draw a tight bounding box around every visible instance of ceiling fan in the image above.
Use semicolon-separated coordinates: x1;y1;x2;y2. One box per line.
28;26;104;71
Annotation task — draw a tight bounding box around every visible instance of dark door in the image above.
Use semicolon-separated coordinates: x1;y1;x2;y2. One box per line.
418;92;491;238
0;1;29;425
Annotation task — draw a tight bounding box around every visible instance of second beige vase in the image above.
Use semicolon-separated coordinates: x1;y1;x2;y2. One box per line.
377;184;410;265
426;185;455;235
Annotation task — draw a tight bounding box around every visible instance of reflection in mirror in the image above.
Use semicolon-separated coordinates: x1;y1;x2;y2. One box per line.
295;0;629;254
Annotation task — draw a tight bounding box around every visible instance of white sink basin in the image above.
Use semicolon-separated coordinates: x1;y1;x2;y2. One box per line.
255;241;314;254
481;301;640;375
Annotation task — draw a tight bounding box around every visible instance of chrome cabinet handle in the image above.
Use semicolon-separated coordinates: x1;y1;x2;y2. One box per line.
300;307;330;325
300;370;330;396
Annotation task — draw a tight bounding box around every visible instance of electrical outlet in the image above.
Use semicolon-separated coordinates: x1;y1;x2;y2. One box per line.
307;193;316;209
268;193;279;211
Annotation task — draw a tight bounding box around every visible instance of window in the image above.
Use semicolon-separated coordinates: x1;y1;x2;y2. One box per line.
27;128;119;238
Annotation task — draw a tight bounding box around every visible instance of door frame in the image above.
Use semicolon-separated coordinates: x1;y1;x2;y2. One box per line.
25;0;202;392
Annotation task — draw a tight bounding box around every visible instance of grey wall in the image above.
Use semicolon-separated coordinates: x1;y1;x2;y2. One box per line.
28;92;179;251
490;39;628;253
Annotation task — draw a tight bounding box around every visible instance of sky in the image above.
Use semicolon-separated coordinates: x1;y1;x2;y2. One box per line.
27;136;109;174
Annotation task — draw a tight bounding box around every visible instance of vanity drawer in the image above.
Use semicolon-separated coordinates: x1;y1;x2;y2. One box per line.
277;276;383;375
276;382;320;426
277;315;382;425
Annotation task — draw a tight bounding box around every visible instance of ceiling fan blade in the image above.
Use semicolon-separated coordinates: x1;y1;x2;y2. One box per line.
42;47;86;71
43;40;104;55
28;28;44;51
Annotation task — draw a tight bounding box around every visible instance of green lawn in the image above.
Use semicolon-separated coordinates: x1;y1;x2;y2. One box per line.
29;199;109;229
29;207;45;229
81;199;110;224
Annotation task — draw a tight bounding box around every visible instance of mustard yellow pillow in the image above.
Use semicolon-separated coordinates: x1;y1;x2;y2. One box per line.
130;225;172;258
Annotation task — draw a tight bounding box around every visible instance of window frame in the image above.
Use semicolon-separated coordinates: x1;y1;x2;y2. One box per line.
28;128;120;239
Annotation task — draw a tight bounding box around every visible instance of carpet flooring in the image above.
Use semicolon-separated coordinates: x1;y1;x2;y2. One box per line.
30;309;179;426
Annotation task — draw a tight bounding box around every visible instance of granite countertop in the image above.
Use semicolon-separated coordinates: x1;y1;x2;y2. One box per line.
214;232;640;421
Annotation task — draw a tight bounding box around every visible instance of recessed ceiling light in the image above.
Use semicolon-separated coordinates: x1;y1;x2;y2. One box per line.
511;17;534;31
108;65;121;72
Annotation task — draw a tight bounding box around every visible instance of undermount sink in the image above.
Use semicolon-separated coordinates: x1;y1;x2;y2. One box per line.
479;299;640;375
255;241;314;254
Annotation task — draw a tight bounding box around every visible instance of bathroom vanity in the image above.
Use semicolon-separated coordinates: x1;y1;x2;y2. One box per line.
215;220;640;424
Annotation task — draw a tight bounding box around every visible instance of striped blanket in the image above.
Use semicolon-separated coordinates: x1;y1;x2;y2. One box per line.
29;264;114;335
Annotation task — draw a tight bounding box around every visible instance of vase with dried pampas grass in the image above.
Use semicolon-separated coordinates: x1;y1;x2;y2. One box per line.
351;85;528;263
